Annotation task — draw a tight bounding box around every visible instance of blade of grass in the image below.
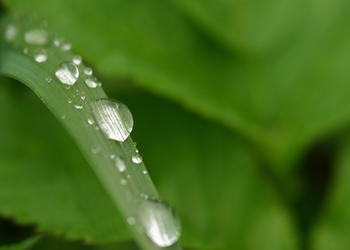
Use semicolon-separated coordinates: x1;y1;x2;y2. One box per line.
0;13;181;250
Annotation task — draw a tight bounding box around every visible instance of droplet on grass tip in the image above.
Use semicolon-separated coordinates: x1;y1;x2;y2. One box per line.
139;198;181;247
91;99;133;142
55;62;79;85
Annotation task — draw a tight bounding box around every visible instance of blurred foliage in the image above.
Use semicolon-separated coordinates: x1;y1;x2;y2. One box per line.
1;0;350;249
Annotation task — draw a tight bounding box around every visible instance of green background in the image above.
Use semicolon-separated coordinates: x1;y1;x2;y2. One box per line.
1;0;350;249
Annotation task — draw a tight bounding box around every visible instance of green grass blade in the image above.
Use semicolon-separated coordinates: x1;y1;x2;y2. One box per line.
0;13;181;250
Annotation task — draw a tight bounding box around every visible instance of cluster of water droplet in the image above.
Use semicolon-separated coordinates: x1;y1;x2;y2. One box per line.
3;16;181;248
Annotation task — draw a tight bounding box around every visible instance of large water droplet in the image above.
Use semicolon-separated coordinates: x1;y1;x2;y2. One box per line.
34;50;47;63
24;29;48;45
55;62;79;85
139;198;181;247
91;99;133;142
5;24;17;41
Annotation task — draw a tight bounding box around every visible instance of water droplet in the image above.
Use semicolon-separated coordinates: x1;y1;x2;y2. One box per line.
68;100;73;104
34;50;47;63
55;62;79;85
120;179;127;185
81;95;86;100
84;67;93;76
91;99;133;142
61;42;71;51
142;170;148;175
85;76;99;88
74;104;83;110
87;118;95;125
46;76;52;83
23;48;29;54
132;154;142;164
24;29;48;45
5;24;17;41
72;55;82;65
127;217;136;225
61;115;66;120
139;198;181;247
114;157;126;172
53;38;61;47
91;145;101;154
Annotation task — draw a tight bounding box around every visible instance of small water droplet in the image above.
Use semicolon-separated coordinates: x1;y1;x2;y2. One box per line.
46;76;52;83
55;62;79;85
140;193;149;199
74;104;83;110
109;154;116;159
61;42;71;51
23;48;29;54
85;76;99;88
91;99;134;142
91;145;101;154
72;55;82;65
81;95;86;100
68;100;73;104
139;198;181;247
61;115;66;120
87;118;95;125
127;217;136;225
120;178;127;185
24;29;48;45
142;170;148;175
115;157;126;172
34;50;47;63
132;154;142;164
84;67;93;76
5;24;17;41
53;38;61;47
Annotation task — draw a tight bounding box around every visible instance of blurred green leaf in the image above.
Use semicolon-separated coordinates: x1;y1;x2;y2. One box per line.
311;138;350;250
5;0;350;172
0;236;39;250
0;78;130;243
171;0;305;51
32;237;138;250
